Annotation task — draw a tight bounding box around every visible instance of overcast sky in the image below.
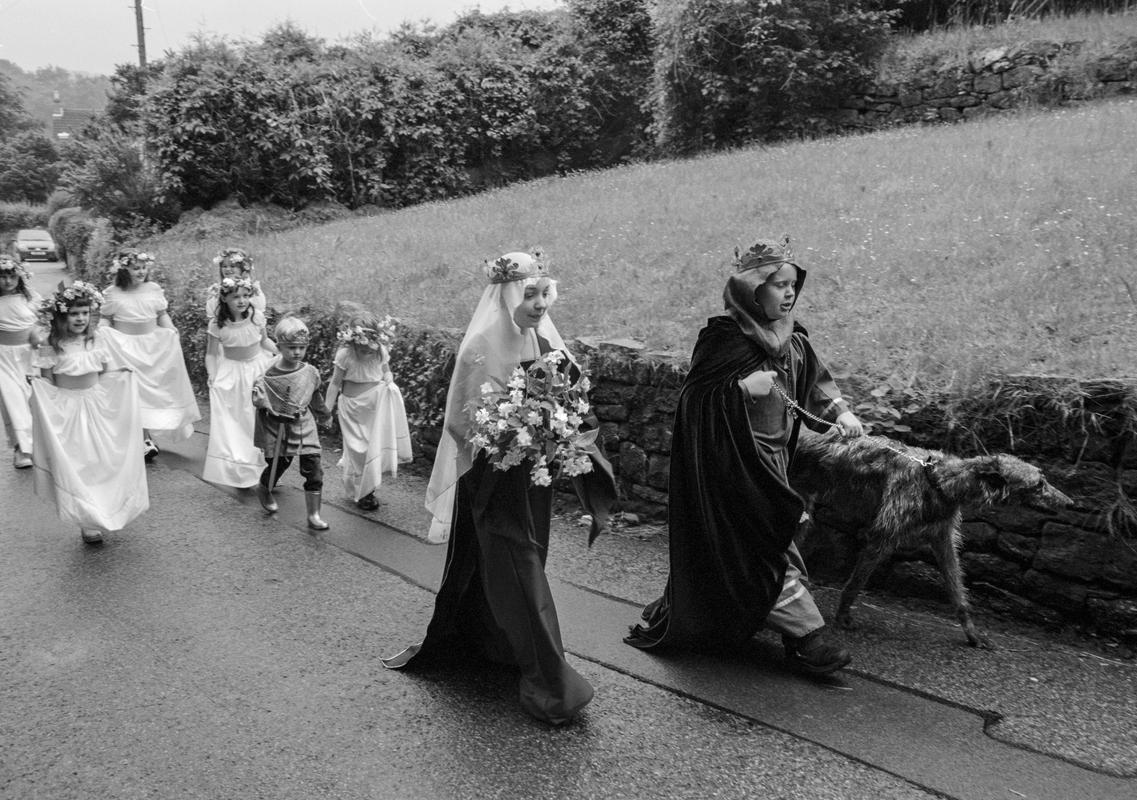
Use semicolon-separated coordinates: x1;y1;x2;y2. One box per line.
0;0;564;75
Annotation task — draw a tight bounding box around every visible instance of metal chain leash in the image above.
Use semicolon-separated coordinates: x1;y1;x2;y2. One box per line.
769;379;934;469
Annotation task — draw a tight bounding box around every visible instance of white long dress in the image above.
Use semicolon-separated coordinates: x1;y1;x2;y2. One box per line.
202;315;276;487
30;331;149;531
100;282;201;442
334;346;413;501
0;292;40;455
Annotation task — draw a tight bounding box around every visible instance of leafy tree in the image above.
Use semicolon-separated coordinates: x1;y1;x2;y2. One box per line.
651;0;896;153
104;62;165;129
0;131;60;202
0;72;37;140
57;127;178;227
566;0;655;160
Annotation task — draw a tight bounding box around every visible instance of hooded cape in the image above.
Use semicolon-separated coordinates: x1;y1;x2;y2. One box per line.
625;315;813;651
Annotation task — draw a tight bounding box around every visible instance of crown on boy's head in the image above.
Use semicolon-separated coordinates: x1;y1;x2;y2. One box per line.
274;316;310;345
733;235;794;273
483;249;548;284
0;254;32;281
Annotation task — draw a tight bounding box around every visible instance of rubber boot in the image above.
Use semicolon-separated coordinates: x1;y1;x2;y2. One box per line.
257;481;279;513
305;491;329;530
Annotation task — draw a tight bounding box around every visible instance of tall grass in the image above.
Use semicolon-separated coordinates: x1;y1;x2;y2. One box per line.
153;97;1137;393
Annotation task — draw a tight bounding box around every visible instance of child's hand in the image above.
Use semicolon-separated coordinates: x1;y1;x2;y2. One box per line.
738;369;777;399
836;411;864;438
251;383;268;408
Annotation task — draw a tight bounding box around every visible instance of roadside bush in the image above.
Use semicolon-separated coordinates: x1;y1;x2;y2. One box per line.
650;0;897;153
0;201;49;230
48;206;101;272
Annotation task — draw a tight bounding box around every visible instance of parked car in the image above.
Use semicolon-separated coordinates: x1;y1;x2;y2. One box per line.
13;228;59;261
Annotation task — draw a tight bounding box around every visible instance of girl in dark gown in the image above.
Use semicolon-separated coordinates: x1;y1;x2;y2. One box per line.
382;251;615;725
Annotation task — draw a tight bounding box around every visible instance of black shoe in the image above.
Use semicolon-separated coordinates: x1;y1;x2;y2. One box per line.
143;438;159;461
356;493;380;511
783;626;852;675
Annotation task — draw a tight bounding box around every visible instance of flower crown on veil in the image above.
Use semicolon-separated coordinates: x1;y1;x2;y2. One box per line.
483;249;548;284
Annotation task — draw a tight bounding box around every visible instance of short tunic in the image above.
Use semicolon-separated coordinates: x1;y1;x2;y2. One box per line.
100;282;201;440
30;331;149;531
253;362;328;458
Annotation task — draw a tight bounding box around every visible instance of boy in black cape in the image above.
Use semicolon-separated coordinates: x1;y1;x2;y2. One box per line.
625;236;864;675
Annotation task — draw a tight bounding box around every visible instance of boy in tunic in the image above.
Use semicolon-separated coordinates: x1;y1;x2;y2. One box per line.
252;316;333;530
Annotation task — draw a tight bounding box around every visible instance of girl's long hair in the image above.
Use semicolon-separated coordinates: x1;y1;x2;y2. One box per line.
215;287;253;328
114;265;143;289
1;274;32;301
47;301;96;353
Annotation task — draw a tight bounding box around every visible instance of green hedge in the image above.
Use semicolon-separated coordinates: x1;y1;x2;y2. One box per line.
0;201;49;232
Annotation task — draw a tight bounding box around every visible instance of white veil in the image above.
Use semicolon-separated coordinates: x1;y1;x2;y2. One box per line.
424;253;567;543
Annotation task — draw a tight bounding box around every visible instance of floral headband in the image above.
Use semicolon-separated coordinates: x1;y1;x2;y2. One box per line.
483;250;548;284
336;315;398;352
41;280;104;317
218;276;258;296
733;235;796;273
111;250;155;275
0;254;31;282
213;248;253;273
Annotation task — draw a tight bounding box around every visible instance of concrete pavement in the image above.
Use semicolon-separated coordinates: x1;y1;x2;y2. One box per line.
3;258;1134;799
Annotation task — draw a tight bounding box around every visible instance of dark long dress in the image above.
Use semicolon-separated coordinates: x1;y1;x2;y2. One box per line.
383;357;616;725
625;315;846;651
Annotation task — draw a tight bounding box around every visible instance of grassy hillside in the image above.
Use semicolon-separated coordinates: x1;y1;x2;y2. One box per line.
152;95;1136;394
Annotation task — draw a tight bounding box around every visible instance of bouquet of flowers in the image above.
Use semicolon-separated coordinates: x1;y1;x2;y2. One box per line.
466;350;597;486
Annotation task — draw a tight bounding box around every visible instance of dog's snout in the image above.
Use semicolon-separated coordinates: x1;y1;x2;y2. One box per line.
1035;481;1073;510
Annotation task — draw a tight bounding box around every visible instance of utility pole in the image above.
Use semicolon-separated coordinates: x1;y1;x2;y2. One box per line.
134;0;148;68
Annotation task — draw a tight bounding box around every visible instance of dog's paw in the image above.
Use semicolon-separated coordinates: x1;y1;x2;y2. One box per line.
966;631;996;650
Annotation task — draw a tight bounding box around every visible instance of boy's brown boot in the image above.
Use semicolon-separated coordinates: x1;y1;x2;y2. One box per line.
305;491;329;530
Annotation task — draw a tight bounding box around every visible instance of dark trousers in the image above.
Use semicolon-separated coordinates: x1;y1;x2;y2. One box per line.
260;453;323;492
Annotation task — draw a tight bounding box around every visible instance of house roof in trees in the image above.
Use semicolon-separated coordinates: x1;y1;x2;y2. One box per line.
51;107;98;139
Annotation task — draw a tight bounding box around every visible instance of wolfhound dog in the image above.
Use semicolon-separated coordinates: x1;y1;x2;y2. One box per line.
789;430;1072;648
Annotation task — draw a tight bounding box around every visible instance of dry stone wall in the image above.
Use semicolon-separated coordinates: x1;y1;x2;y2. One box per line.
825;37;1137;130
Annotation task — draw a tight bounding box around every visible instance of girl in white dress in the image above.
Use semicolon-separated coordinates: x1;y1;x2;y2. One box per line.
100;249;201;458
204;247;267;319
323;310;412;510
0;255;41;469
30;281;148;545
202;277;278;487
